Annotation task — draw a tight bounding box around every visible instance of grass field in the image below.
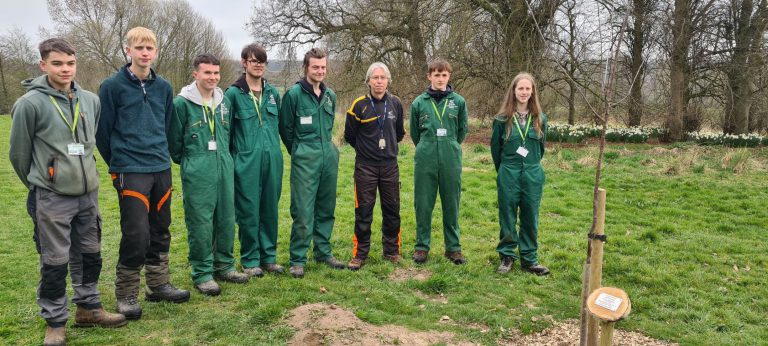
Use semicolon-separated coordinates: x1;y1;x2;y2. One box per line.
1;114;766;345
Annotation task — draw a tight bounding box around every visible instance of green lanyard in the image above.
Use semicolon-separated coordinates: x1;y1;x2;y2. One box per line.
515;113;532;144
49;95;80;141
430;100;448;127
249;90;263;126
202;100;215;138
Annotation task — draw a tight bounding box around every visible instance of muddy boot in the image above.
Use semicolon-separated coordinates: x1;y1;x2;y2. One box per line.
43;325;66;346
115;264;142;320
74;306;128;328
145;252;190;303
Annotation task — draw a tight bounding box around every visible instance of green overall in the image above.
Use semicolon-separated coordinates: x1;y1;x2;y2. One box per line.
409;91;468;253
168;85;235;284
225;77;283;268
279;81;339;266
490;113;548;266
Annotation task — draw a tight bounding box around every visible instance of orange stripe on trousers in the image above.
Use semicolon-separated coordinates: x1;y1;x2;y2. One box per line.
121;189;150;212
352;234;359;258
157;187;172;212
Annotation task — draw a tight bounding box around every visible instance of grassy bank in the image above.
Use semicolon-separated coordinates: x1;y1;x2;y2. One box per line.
1;114;766;345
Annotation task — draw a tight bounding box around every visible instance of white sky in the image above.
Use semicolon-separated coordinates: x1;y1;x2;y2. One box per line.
0;0;260;60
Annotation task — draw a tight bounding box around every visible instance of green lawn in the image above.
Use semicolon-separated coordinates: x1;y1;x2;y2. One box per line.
1;114;766;345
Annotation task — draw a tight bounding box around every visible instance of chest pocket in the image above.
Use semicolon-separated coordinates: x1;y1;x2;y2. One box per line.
297;108;318;134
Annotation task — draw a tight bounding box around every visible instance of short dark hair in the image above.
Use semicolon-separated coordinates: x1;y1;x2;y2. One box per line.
39;38;75;60
427;58;452;74
193;53;220;70
241;44;267;62
302;48;327;73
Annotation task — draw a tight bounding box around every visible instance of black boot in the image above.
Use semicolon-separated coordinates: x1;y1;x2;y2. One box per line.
145;283;190;303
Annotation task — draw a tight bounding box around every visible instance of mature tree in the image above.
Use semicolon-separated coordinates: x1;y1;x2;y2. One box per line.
720;0;768;134
666;0;717;140
624;0;659;126
47;0;234;92
0;28;37;114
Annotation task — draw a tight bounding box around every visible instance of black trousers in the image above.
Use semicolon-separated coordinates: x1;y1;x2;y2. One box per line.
352;162;401;260
112;170;172;269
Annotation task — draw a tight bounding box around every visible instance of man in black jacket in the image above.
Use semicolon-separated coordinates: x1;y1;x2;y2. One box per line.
344;62;405;270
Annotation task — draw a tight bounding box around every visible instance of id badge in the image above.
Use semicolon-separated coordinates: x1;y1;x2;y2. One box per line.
68;143;85;156
516;146;529;157
379;138;386;149
436;128;447;137
300;116;312;125
208;140;217;151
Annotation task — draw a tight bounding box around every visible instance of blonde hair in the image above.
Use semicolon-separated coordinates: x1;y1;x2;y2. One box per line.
499;72;543;138
125;27;157;47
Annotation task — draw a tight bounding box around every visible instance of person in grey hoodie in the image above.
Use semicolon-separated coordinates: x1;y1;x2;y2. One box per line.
168;54;249;296
9;38;126;346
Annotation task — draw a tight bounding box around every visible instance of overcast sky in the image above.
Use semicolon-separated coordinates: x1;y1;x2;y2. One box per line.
0;0;259;60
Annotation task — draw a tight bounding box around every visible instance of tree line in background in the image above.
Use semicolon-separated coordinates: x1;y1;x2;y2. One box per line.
1;0;767;139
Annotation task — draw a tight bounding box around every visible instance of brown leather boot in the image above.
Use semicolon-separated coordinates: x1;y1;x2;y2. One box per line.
43;326;66;346
74;306;128;328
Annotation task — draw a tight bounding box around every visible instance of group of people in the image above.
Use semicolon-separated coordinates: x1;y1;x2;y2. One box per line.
9;26;550;346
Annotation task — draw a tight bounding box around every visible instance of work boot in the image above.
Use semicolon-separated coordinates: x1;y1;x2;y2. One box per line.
320;256;346;270
347;258;364;271
412;250;429;264
383;254;402;263
261;263;285;274
116;295;141;320
74;306;127;328
496;256;515;274
244;267;264;278
289;265;305;278
215;271;250;284
522;263;550;276
43;326;66;346
195;280;221;296
444;251;467;265
145;283;191;303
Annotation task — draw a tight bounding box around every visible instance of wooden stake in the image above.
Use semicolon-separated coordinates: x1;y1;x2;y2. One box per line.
600;321;615;346
586;188;607;346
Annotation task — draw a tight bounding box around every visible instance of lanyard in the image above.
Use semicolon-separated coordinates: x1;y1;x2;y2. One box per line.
249;90;263;126
514;113;531;144
368;96;387;136
49;95;80;141
430;99;448;126
202;100;215;138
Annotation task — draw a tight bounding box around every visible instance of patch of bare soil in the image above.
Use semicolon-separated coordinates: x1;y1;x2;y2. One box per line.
499;319;678;346
388;267;432;282
286;305;677;346
286;303;477;346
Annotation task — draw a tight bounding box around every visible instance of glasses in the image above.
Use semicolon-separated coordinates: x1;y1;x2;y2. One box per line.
246;59;267;66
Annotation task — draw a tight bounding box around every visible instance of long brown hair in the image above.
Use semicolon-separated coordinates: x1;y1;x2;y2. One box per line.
499;73;542;139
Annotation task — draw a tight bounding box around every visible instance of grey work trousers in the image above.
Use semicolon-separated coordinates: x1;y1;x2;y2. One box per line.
27;186;103;326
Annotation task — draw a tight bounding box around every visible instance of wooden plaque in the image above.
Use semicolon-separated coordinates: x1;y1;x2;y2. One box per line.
587;287;631;322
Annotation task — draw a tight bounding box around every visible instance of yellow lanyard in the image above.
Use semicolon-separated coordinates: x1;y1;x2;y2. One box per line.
202;100;215;138
49;95;80;141
249;90;263;126
430;100;448;127
515;113;532;144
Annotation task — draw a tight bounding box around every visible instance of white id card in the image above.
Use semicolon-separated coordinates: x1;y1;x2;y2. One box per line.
379;138;386;149
300;116;312;125
436;128;447;137
516;146;529;157
208;140;217;151
68;143;85;156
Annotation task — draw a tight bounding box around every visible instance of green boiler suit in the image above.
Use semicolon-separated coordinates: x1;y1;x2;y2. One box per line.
278;80;339;266
225;75;283;269
168;82;236;285
490;113;548;266
409;87;468;253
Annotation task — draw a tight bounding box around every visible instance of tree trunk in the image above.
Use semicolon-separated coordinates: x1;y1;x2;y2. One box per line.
667;0;690;141
627;0;647;127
